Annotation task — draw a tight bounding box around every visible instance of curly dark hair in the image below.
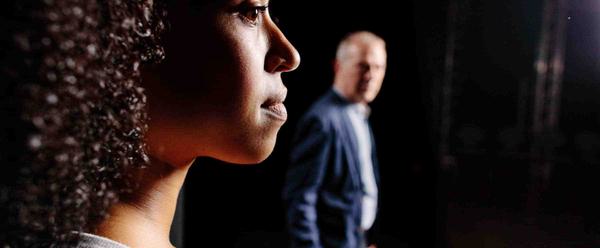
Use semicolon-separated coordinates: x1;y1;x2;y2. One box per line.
0;0;166;246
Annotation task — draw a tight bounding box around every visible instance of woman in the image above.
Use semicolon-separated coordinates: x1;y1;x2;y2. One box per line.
0;0;299;247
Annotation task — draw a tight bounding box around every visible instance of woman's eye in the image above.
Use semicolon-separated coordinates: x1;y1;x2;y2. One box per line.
238;5;268;25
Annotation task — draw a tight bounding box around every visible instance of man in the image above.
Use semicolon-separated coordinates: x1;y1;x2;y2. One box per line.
284;31;387;248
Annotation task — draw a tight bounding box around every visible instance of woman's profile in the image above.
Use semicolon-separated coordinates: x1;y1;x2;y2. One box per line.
0;0;299;247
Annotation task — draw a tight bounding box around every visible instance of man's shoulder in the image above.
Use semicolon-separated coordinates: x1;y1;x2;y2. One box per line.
298;92;346;132
305;91;343;118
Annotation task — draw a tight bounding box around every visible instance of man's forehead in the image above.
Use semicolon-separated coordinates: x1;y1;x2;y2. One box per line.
347;45;386;59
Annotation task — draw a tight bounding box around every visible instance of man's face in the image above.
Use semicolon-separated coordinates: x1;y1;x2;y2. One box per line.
335;42;387;104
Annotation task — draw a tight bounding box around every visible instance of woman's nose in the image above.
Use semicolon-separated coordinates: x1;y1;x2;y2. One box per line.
264;22;301;73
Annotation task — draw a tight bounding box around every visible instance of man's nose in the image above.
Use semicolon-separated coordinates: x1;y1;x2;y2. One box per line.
362;70;373;82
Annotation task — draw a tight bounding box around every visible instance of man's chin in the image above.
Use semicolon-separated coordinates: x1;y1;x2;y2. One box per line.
357;95;373;104
362;93;378;103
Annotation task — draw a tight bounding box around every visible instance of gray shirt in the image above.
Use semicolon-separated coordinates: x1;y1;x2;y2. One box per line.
75;233;129;248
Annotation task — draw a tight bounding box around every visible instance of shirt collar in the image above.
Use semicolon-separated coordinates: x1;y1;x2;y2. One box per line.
349;103;371;119
332;87;371;118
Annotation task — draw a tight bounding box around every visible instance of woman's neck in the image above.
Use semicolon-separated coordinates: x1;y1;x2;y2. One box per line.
96;158;193;248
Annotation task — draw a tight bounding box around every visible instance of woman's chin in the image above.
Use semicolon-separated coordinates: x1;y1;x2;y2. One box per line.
220;141;277;165
236;149;275;165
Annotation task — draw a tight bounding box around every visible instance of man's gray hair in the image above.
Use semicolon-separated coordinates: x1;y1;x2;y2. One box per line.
335;31;386;61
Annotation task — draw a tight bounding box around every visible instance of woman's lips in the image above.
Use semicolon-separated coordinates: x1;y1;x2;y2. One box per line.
262;102;287;122
262;88;287;122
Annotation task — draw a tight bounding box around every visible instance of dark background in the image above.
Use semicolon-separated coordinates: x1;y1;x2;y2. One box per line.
181;0;600;247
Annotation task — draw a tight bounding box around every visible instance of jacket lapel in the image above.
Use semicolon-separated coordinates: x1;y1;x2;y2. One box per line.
328;91;363;189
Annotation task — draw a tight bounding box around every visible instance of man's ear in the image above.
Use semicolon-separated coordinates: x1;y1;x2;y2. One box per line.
333;59;340;74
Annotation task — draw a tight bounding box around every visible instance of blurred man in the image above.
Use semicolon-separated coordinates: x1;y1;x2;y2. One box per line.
284;31;387;248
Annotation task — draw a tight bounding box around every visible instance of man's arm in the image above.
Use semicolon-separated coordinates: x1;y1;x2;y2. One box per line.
283;116;332;248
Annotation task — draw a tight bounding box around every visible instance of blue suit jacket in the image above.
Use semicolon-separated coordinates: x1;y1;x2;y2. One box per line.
283;90;380;248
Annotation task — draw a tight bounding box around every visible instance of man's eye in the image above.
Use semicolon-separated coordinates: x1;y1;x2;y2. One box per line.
239;6;268;25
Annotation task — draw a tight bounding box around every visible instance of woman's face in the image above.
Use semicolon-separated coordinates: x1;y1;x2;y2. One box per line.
143;0;300;166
